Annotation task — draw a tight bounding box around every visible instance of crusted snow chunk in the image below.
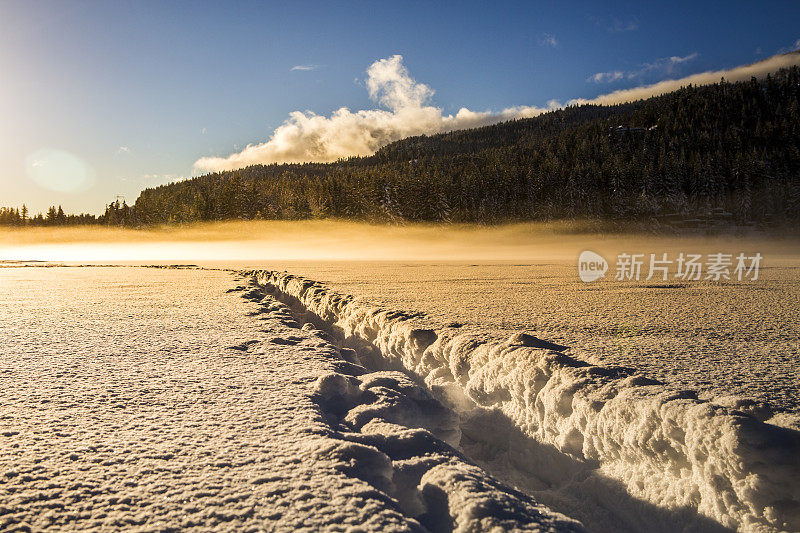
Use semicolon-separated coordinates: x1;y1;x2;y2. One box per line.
339;347;361;365
507;332;568;352
360;371;431;401
357;419;457;463
309;440;395;496
342;419;582;531
419;461;584;532
343;387;458;447
314;372;363;418
355;372;461;445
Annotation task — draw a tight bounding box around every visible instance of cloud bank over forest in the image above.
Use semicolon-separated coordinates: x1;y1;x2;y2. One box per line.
194;51;800;172
573;51;800;106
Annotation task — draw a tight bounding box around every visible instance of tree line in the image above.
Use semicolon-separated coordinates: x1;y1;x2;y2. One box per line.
4;65;800;227
0;201;130;227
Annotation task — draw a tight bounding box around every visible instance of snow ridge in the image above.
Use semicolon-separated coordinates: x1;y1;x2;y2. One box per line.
242;280;583;531
252;270;800;532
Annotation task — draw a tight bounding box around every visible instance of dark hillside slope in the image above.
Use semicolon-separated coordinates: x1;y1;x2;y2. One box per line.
128;66;800;225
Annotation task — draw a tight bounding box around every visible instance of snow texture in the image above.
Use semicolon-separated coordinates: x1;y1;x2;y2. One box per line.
253;269;800;533
0;266;580;532
259;261;800;416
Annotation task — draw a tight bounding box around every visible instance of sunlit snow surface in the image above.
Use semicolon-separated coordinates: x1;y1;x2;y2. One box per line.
2;263;799;532
0;266;580;532
253;266;800;533
264;261;800;415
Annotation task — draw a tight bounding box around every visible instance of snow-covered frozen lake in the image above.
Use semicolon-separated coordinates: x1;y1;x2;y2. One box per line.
0;266;581;531
2;263;798;532
260;259;800;415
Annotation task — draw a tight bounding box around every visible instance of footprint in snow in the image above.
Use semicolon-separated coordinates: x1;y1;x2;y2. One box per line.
269;336;302;346
228;340;260;351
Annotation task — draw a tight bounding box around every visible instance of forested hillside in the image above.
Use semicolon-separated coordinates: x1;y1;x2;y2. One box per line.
17;65;800;227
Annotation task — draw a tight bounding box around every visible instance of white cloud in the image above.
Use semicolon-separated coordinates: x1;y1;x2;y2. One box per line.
777;39;800;54
589;70;624;83
539;33;558;47
571;51;800;106
668;53;698;64
365;55;434;111
633;52;698;78
194;55;553;172
591;53;699;84
291;64;319;71
194;51;800;173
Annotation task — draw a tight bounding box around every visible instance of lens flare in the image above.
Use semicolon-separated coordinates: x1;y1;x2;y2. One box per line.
25;148;94;192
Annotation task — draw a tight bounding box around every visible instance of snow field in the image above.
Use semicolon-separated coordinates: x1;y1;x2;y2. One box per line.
253;269;800;532
0;267;580;531
259;260;800;416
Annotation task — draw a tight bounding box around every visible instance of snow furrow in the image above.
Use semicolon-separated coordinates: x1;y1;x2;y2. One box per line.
252;269;800;533
247;282;584;532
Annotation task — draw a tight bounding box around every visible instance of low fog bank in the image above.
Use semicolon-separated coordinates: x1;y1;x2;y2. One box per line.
1;220;798;265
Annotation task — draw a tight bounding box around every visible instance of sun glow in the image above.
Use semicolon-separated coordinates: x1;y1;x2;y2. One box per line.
24;148;94;192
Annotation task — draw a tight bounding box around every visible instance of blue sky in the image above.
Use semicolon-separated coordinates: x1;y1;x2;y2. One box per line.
1;0;799;214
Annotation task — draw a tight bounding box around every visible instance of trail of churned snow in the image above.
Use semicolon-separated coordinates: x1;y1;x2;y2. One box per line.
0;267;580;531
258;260;800;416
253;269;800;533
